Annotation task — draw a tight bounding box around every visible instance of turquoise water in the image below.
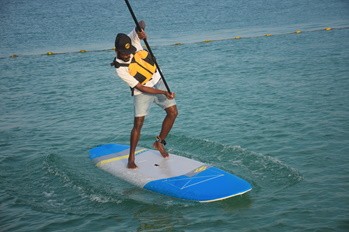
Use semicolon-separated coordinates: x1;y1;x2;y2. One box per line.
1;0;349;231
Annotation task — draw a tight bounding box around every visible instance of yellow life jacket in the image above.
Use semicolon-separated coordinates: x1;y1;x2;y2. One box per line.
128;50;157;85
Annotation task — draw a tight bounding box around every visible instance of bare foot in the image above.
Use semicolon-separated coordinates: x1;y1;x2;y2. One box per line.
127;160;138;169
153;141;169;158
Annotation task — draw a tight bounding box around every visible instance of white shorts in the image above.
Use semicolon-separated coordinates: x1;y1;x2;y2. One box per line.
133;79;176;117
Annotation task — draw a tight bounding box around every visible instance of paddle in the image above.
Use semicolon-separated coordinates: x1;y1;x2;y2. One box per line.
124;0;171;93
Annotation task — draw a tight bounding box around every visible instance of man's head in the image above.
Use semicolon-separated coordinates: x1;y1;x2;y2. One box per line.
115;33;136;61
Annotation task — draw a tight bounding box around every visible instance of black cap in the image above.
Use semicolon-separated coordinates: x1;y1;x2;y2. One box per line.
115;33;136;54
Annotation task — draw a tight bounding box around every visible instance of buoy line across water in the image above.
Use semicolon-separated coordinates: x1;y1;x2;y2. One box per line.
4;26;347;59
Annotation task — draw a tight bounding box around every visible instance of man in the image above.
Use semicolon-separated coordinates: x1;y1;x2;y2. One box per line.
112;21;178;169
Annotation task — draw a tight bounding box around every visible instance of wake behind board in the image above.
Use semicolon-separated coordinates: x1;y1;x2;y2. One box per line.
89;144;252;202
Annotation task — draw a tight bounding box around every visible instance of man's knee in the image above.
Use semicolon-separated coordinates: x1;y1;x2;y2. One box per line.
166;105;178;118
133;117;145;130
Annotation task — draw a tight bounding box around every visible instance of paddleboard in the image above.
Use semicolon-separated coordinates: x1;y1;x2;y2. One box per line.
89;144;252;202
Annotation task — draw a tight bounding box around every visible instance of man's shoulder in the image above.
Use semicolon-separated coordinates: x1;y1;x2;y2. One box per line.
112;57;131;69
114;61;130;68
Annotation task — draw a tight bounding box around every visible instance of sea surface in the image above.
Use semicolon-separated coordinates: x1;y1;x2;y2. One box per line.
1;0;349;231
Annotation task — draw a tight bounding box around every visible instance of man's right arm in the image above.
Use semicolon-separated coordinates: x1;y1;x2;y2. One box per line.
134;83;175;100
116;68;175;99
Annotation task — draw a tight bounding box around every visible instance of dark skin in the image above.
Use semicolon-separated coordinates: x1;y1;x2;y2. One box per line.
116;30;178;169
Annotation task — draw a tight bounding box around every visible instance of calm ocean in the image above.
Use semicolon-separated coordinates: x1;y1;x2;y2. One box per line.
1;0;348;231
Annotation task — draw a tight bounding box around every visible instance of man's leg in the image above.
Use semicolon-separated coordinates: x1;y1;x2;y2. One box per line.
128;116;145;169
153;105;178;157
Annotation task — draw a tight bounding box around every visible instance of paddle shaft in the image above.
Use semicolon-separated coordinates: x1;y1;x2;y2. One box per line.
124;0;171;93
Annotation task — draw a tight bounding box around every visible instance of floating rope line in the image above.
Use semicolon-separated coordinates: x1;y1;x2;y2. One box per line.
4;26;348;59
189;27;343;45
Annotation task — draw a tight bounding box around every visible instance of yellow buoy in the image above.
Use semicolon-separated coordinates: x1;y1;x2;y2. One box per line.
174;42;183;46
203;40;213;43
234;36;241;39
295;30;302;34
47;51;54;55
79;50;87;53
324;27;332;31
264;34;272;37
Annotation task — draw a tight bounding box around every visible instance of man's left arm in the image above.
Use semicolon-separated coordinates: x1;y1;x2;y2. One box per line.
128;20;146;51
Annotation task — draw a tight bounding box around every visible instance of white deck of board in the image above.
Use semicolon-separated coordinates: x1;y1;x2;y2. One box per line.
99;149;204;187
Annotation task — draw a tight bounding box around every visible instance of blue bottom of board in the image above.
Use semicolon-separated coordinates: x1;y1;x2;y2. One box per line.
144;166;252;202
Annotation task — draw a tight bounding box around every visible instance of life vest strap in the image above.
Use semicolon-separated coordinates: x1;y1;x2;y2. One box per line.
110;57;129;68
